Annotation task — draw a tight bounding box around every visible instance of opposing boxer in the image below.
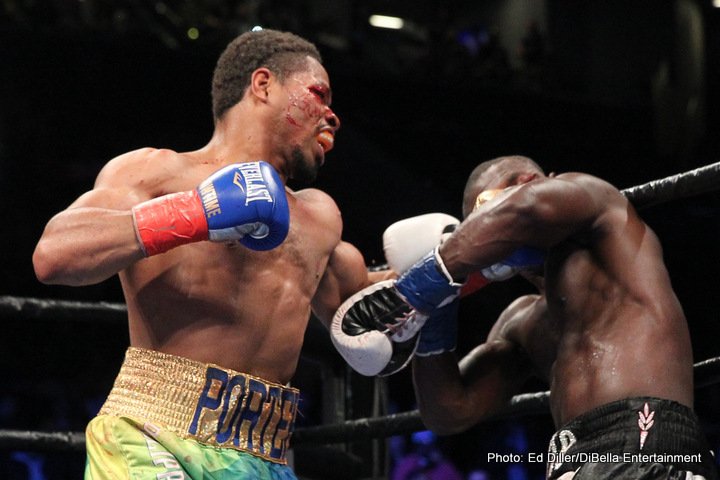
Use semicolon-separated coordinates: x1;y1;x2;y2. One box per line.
336;155;718;478
33;29;381;479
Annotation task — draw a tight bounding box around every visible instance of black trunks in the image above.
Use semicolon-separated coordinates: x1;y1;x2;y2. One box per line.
546;397;718;479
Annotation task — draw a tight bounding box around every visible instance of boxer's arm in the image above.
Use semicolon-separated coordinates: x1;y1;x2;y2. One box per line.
312;241;386;328
33;151;152;286
440;174;610;280
412;295;537;434
412;341;530;435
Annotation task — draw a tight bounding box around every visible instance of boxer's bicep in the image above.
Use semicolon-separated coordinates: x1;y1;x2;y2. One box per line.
312;241;370;328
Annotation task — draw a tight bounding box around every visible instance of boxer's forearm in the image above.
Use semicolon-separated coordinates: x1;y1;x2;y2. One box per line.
412;353;478;435
438;213;527;281
413;340;530;435
33;207;145;286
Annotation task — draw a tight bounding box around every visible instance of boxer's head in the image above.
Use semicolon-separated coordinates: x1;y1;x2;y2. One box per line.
211;29;322;122
462;155;544;218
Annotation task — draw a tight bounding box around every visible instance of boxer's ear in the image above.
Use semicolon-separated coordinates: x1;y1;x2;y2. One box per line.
250;67;272;102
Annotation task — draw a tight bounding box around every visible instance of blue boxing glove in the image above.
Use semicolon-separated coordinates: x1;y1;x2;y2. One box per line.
461;246;546;296
408;247;543;357
479;246;545;282
394;248;463;313
410;247;542;356
132;161;289;256
199;161;289;250
415;297;460;356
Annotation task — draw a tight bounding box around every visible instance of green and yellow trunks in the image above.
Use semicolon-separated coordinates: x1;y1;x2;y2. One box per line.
85;347;300;479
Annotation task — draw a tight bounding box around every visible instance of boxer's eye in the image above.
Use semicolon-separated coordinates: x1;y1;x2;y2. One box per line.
309;87;328;103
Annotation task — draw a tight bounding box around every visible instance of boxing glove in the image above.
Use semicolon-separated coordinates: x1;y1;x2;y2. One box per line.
385;218;463;356
330;215;460;376
415;297;460;357
383;213;460;274
477;247;545;282
331;248;462;375
403;244;542;356
132;161;289;256
331;280;425;376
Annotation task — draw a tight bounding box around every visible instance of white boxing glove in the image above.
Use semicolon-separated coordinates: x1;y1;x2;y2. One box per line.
331;280;427;376
383;213;460;274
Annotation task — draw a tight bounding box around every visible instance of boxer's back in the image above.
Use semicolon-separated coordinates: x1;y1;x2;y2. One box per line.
538;176;694;425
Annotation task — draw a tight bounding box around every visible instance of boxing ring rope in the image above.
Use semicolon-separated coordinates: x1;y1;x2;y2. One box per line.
1;161;720;453
0;296;127;322
621;160;720;209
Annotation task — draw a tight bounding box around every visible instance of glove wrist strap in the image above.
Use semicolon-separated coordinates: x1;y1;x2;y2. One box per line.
132;190;209;257
395;248;463;313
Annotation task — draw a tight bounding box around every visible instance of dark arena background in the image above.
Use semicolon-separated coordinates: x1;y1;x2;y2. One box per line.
2;1;720;479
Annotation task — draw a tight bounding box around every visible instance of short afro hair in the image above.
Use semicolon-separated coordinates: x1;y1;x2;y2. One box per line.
211;29;322;121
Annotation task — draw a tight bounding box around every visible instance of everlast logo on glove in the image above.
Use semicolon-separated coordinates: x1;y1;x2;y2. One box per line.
233;163;274;204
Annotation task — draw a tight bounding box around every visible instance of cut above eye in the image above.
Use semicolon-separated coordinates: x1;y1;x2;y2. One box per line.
309;87;327;101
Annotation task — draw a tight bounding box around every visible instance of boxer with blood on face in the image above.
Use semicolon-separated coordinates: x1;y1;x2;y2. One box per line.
34;28;388;479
